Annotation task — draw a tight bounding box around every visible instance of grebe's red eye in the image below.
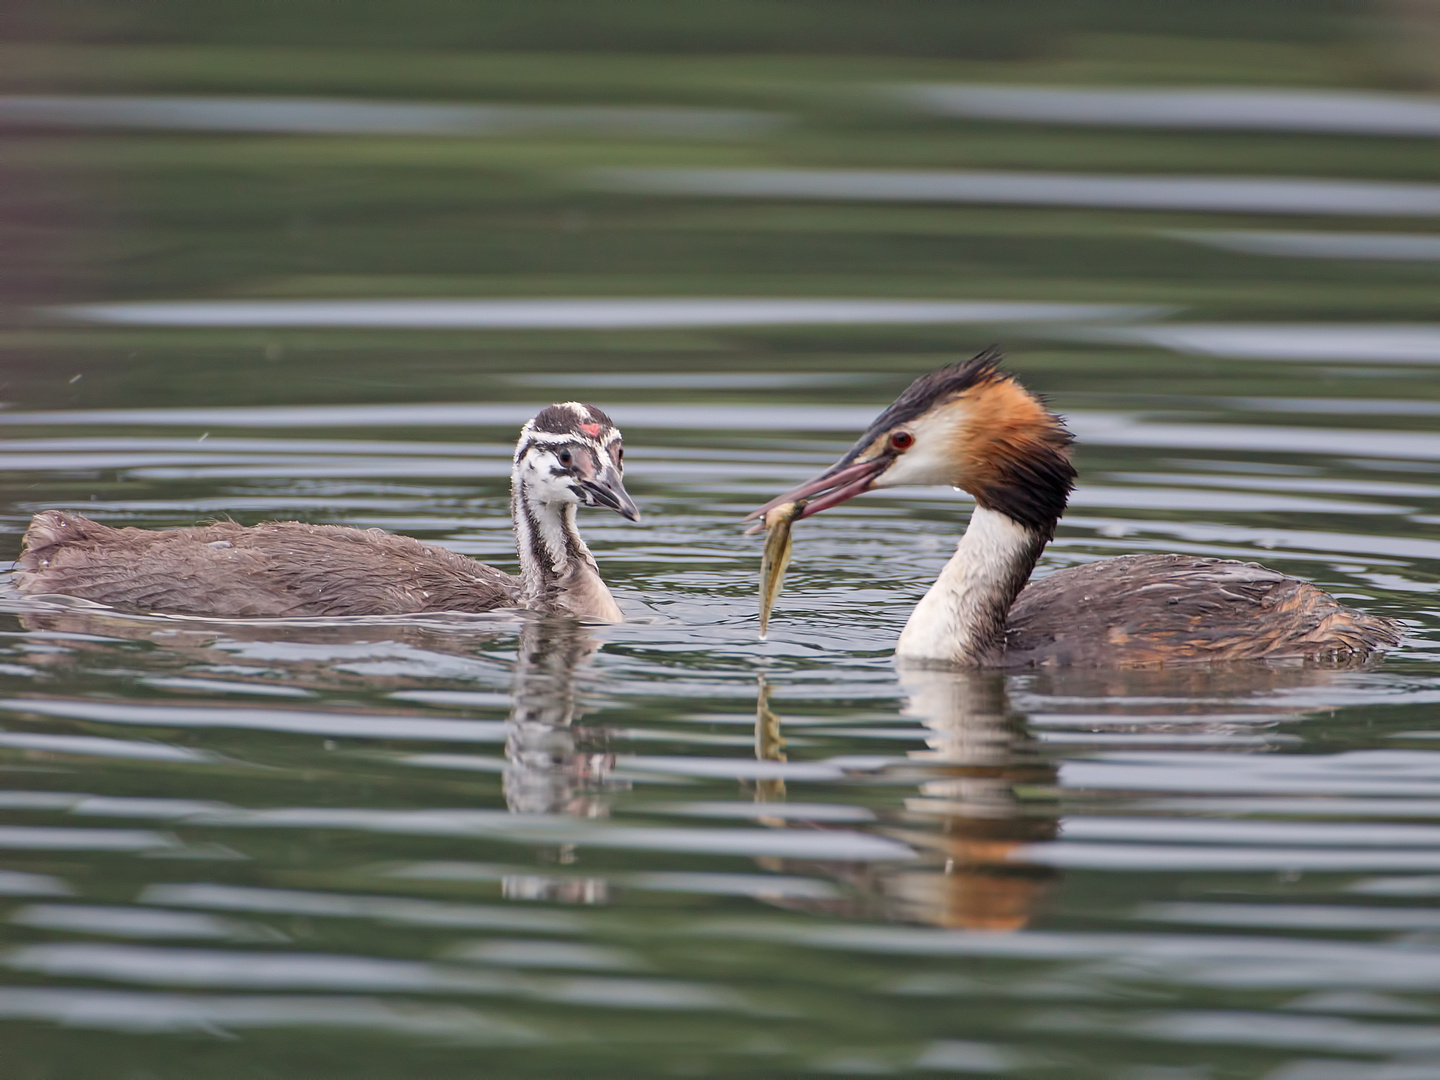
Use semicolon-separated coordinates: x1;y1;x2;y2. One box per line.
889;431;915;450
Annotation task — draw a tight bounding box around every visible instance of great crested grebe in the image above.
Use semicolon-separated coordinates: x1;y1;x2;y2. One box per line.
13;403;638;621
748;351;1404;668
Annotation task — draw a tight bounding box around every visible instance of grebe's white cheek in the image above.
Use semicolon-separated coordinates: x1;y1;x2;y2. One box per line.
520;453;581;508
872;436;954;489
871;407;970;490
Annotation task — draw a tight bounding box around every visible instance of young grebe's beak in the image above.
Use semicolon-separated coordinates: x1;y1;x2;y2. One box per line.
581;466;642;523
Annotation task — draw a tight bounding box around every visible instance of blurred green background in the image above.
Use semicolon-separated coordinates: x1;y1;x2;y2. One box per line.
2;0;1437;411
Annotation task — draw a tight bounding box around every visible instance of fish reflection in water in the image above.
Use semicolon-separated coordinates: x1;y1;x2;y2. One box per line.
752;670;1059;931
753;676;788;805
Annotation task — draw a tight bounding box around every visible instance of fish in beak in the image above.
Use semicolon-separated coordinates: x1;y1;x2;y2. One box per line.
743;451;892;528
757;499;805;639
745;433;897;639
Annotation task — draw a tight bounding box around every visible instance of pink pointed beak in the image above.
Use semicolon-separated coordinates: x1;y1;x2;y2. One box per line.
743;456;890;530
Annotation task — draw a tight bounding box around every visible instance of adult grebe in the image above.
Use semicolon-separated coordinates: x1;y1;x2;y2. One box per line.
14;402;639;621
748;352;1404;668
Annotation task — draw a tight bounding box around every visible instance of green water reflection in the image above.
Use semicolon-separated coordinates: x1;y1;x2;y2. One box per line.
2;2;1440;1077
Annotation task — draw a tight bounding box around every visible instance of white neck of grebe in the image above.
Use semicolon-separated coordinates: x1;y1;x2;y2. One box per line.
511;474;623;623
895;505;1047;667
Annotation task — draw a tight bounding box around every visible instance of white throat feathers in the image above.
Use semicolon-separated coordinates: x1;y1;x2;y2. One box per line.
896;506;1048;667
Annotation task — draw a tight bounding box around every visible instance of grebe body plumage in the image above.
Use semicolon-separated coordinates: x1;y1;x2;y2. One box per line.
14;403;638;622
750;353;1403;668
1001;551;1399;668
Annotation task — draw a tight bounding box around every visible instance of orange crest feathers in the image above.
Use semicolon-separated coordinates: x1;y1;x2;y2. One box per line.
952;368;1075;532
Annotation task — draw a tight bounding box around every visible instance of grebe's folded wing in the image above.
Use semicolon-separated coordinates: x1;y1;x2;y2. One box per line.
16;511;517;618
1003;553;1403;668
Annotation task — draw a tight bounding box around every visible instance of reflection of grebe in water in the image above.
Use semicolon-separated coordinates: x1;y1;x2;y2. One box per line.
14;403;638;622
749;351;1403;668
749;663;1358;930
496;617;631;905
883;669;1057;930
752;671;1059;931
504;618;619;819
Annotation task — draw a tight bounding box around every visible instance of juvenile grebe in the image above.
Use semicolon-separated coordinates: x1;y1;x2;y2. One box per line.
14;403;638;621
748;352;1404;668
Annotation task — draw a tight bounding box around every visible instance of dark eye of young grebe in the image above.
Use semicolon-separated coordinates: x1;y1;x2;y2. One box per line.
559;450;573;466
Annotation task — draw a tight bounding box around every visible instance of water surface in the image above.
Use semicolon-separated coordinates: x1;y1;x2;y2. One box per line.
3;12;1440;1077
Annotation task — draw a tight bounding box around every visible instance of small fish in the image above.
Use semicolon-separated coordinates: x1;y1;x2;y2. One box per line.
758;499;805;640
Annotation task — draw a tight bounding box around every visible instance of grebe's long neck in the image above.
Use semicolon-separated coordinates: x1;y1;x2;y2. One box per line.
896;506;1049;667
511;473;623;622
